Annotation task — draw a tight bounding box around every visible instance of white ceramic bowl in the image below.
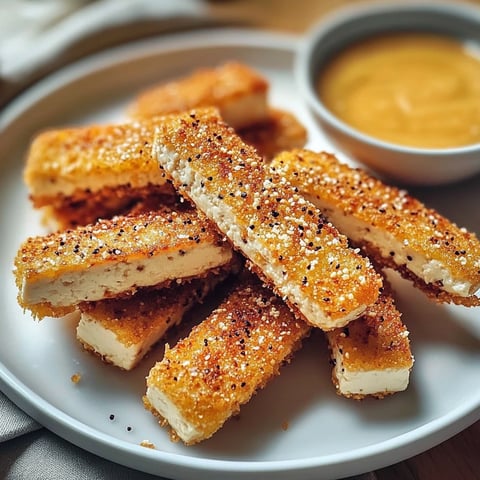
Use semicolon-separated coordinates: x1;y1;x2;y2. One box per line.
296;2;480;186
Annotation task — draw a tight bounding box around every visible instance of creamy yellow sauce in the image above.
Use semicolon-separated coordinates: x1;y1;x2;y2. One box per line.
317;33;480;148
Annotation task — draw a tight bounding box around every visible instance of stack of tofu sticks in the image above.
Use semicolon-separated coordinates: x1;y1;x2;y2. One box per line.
14;63;480;445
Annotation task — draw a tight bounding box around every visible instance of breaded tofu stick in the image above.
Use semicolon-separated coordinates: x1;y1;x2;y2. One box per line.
14;206;235;319
238;108;308;161
24;118;175;229
128;62;269;129
24;111;306;229
144;273;311;445
154;108;382;331
271;150;480;306
327;285;413;399
77;271;229;370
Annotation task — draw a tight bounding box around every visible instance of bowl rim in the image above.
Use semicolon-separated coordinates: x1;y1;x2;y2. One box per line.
296;0;480;156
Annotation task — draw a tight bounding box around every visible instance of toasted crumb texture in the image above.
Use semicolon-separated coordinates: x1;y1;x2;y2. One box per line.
33;108;307;230
327;283;413;399
42;186;177;230
128;62;269;129
238;108;308;160
140;440;156;449
154;108;382;330
77;271;229;370
24;118;168;203
14;205;233;318
144;273;310;445
271;149;480;306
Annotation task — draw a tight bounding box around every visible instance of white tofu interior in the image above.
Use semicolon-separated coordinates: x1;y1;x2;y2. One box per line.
23;243;232;307
331;345;410;397
146;386;201;444
157;145;367;330
306;195;474;297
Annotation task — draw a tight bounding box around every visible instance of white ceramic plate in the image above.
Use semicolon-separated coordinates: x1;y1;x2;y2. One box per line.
1;29;479;480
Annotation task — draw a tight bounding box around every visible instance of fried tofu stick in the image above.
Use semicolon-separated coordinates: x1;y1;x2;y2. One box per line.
24;118;175;229
128;62;269;129
25;112;306;229
77;271;229;370
327;284;413;399
154;108;382;331
271;149;480;306
144;273;311;445
238;108;307;161
14;206;235;319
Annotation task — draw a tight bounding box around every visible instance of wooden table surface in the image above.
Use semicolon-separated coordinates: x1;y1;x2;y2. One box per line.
209;1;480;479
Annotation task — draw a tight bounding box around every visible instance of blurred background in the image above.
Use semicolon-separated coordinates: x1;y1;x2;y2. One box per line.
2;0;479;107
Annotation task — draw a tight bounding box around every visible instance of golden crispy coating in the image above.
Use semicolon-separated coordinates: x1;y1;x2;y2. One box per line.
327;284;413;399
77;271;228;370
42;187;177;230
154;108;382;330
238;108;308;160
144;273;310;445
24;118;168;204
128;62;269;129
271;149;480;306
14;205;233;318
32;109;306;230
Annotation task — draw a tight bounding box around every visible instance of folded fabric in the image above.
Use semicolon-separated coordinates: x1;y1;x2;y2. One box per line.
0;392;40;443
0;0;213;81
0;0;231;107
0;391;167;478
0;429;162;480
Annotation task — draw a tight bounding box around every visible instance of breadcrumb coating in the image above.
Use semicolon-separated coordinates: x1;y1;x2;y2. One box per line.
272;149;480;306
154;108;382;330
78;270;230;370
24;118;168;202
238;108;308;160
128;62;269;129
14;205;233;317
79;275;222;348
144;273;310;445
327;283;413;399
25;111;305;230
43;187;177;230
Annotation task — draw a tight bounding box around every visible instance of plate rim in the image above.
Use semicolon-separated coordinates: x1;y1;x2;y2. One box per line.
1;27;479;480
0;28;299;132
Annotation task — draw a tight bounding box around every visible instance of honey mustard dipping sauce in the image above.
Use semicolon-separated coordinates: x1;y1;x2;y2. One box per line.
317;33;480;149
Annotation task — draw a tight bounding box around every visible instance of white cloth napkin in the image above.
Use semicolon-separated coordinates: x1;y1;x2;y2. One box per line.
0;392;41;442
0;0;214;81
0;390;162;479
0;0;230;106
